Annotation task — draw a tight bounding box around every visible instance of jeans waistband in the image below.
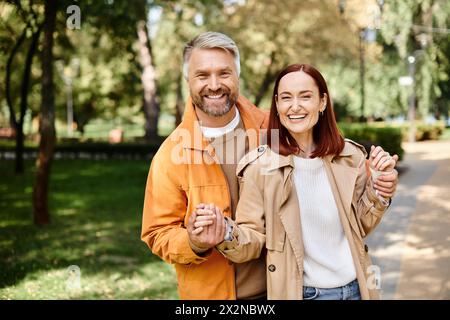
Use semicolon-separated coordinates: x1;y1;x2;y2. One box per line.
302;279;360;300
303;278;359;290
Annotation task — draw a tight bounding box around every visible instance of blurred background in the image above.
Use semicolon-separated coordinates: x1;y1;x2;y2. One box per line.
0;0;449;299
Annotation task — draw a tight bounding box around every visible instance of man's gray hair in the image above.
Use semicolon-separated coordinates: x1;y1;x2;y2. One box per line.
183;31;240;79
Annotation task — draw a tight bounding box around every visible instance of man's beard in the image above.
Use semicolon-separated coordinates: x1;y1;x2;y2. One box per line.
191;88;238;117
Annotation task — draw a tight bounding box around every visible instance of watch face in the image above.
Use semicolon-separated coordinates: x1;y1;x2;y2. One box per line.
224;230;232;241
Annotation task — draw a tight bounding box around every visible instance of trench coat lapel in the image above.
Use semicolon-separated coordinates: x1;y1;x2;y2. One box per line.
323;157;361;239
277;159;304;270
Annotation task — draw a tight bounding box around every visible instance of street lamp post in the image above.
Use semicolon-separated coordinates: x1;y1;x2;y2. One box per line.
359;28;366;122
407;55;417;143
358;27;377;122
338;1;383;122
399;50;425;143
65;77;74;137
56;59;79;137
405;50;424;143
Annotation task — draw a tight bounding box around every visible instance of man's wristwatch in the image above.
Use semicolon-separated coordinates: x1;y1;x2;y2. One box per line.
224;218;234;242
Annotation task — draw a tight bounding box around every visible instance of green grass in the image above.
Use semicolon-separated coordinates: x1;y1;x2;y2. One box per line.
0;159;178;299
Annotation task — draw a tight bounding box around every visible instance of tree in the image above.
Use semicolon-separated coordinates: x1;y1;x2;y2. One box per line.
3;1;43;173
136;18;160;141
33;0;57;226
206;0;359;108
16;14;43;173
64;0;163;140
380;0;450;119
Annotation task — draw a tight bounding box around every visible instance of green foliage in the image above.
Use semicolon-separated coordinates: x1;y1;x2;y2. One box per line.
0;159;178;299
0;140;163;158
339;123;404;160
207;0;359;105
339;120;445;160
415;123;445;141
151;1;223;118
380;0;450;119
2;0;449;137
397;122;445;141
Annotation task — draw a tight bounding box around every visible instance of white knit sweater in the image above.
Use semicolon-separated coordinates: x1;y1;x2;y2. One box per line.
293;156;356;288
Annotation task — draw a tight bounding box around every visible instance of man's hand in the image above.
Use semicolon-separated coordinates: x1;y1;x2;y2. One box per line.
374;169;398;198
370;145;399;199
187;203;226;250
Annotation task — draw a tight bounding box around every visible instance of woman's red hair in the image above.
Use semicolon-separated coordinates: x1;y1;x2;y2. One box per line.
267;64;344;158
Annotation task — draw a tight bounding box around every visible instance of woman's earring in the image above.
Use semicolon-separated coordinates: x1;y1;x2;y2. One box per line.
320;103;327;116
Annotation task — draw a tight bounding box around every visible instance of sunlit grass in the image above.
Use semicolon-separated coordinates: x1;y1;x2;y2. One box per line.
0;159;178;299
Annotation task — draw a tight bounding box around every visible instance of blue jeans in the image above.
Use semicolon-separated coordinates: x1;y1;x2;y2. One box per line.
303;279;361;300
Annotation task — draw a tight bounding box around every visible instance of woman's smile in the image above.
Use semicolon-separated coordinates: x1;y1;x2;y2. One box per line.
287;113;308;122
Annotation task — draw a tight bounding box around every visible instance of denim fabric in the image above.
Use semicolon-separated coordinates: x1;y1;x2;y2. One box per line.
302;279;361;300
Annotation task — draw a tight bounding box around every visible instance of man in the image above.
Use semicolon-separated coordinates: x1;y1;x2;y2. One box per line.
141;32;268;300
141;31;399;300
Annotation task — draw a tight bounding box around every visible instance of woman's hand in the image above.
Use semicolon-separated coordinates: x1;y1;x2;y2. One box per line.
369;146;399;199
369;145;398;173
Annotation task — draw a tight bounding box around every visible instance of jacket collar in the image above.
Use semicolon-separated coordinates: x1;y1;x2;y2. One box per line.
273;142;360;216
177;95;266;151
325;140;363;161
263;150;294;172
266;140;361;172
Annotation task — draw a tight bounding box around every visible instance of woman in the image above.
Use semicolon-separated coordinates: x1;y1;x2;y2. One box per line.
192;64;397;300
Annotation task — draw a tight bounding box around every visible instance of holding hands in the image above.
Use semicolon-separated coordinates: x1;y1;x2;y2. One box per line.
187;203;226;250
369;145;399;199
186;146;400;251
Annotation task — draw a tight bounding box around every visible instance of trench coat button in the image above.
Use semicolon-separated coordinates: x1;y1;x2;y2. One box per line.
223;206;230;213
268;264;276;272
258;146;265;153
364;244;369;252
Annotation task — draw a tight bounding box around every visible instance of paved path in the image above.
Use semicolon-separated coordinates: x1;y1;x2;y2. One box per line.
366;139;450;299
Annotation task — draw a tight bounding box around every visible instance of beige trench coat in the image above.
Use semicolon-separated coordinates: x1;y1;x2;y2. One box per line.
217;139;389;300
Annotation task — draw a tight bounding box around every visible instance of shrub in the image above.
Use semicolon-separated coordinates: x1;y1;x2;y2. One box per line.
339;123;404;160
0;140;163;159
410;123;444;141
364;121;444;142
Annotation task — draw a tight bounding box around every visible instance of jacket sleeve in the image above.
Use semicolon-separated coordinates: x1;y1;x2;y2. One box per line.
216;165;266;263
354;154;390;238
141;150;208;265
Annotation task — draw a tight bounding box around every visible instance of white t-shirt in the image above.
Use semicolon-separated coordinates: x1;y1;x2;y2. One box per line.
200;109;241;139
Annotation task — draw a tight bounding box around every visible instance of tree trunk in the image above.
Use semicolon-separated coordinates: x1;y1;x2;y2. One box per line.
175;71;184;126
33;0;56;226
254;51;277;107
136;20;160;141
173;7;185;127
5;20;30;137
15;22;44;174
